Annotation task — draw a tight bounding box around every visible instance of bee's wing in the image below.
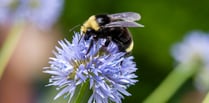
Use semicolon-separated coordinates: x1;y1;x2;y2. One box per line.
108;12;141;22
105;21;144;27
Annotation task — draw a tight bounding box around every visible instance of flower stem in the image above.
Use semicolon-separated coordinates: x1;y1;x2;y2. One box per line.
0;23;24;78
73;82;90;103
203;92;209;103
143;61;199;103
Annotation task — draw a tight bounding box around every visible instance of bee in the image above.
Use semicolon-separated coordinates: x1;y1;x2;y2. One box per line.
80;12;144;54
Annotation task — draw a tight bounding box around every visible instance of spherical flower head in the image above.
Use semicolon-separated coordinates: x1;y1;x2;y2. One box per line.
0;0;64;29
44;32;138;103
171;31;209;91
171;31;209;64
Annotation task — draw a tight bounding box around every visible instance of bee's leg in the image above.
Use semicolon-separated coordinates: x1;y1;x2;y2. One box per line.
78;33;84;43
105;36;111;47
86;39;94;54
86;35;98;55
100;36;111;52
84;33;91;40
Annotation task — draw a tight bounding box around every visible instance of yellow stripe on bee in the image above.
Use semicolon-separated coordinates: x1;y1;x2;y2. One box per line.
126;41;134;52
81;15;100;33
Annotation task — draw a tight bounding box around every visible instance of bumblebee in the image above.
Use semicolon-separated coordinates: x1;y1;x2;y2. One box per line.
81;12;143;54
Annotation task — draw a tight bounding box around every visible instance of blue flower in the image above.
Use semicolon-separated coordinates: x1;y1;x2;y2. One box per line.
0;0;64;29
171;31;209;65
44;32;138;103
171;31;209;92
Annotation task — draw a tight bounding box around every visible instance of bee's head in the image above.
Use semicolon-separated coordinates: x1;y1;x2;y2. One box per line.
81;15;110;34
81;15;99;34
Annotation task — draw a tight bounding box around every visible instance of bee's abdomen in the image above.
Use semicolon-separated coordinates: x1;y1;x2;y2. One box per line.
110;27;133;52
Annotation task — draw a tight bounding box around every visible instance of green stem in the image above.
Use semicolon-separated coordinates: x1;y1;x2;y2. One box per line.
73;82;90;103
0;23;24;78
203;92;209;103
143;61;199;103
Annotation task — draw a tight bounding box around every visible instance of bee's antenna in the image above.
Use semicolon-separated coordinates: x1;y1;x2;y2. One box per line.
69;24;81;33
68;24;83;43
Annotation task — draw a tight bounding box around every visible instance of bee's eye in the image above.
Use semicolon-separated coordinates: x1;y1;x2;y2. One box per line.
87;28;92;33
96;15;110;26
86;28;96;35
97;18;105;25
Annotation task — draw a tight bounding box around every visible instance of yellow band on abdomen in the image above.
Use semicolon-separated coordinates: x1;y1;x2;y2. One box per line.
125;41;134;52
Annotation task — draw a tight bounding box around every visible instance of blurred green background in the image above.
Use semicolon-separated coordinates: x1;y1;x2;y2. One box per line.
53;0;209;102
1;0;209;103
